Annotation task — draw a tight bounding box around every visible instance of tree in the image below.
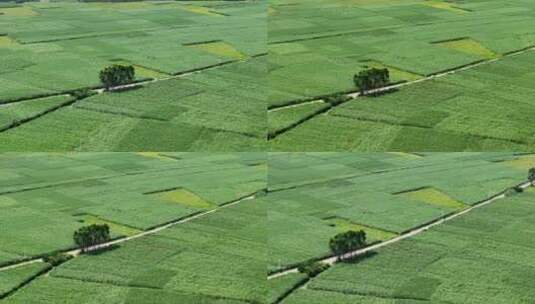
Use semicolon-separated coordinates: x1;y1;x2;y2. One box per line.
529;167;535;184
73;224;110;252
353;68;390;95
329;230;366;261
99;64;135;90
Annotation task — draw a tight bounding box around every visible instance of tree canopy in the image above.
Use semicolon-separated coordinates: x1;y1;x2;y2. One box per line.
353;68;390;95
73;224;111;252
99;64;135;90
329;230;367;260
529;167;535;183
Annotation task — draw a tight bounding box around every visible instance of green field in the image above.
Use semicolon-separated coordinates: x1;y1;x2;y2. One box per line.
0;153;265;265
267;153;529;272
268;0;535;151
1;153;534;303
0;1;266;151
281;188;535;304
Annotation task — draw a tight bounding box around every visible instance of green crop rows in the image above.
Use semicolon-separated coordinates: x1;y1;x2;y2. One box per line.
1;153;534;303
282;188;535;304
0;1;266;151
0;153;266;265
269;0;535;151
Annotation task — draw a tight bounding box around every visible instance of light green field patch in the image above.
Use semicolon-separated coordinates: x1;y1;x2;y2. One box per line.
324;217;398;241
136;152;175;161
187;41;246;60
75;214;142;237
0;36;20;48
423;1;469;14
182;5;222;17
110;60;169;79
0;6;37;16
361;61;422;81
0;196;18;208
388;152;423;159
270;43;308;55
436;38;496;58
91;2;154;10
402;187;466;209
503;154;535;170
158;188;215;209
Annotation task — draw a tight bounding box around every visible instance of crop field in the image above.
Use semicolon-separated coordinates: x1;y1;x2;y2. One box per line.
280;187;535;304
0;153;266;266
267;152;530;272
1;153;534;303
0;1;266;151
268;0;535;151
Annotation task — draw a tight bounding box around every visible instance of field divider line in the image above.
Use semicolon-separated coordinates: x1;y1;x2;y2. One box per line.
0;190;262;273
268;46;535;139
268;181;532;280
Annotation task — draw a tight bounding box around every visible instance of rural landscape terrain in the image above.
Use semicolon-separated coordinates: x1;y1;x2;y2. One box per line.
268;152;535;303
0;1;266;151
0;153;267;303
1;152;534;303
268;0;535;151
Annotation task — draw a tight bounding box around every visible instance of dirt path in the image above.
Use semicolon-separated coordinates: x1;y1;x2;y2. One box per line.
268;181;532;280
0;193;257;273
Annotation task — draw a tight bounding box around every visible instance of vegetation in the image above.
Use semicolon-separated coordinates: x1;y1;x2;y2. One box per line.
0;1;265;151
99;65;135;91
73;224;111;252
297;261;329;277
329;230;367;261
528;167;535;184
353;68;390;95
43;252;71;267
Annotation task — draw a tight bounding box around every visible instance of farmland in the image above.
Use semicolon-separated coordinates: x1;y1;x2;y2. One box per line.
0;1;266;151
279;187;535;304
267;152;529;271
268;0;535;151
1;153;534;303
0;152;267;303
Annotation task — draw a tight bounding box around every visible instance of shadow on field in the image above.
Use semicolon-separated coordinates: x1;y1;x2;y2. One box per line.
86;244;121;256
343;251;377;264
366;88;399;98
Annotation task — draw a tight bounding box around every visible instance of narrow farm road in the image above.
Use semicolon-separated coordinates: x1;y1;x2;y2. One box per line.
268;181;532;280
0;192;259;273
